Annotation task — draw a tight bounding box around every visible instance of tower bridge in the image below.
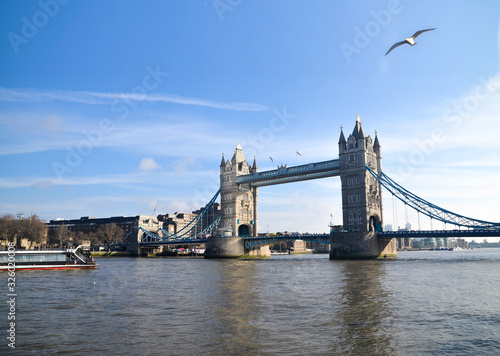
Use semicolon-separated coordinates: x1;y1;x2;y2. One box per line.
137;115;500;258
204;115;394;259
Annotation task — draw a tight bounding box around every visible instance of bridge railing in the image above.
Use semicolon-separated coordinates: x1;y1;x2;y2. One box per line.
236;159;340;184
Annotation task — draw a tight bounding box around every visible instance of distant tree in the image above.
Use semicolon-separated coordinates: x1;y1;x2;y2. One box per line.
24;215;47;248
0;214;47;248
87;232;99;246
72;231;92;246
95;223;124;251
0;214;15;243
0;214;25;247
49;224;72;247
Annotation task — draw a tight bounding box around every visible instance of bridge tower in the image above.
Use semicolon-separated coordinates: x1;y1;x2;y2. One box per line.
332;115;396;259
205;143;267;258
218;143;258;238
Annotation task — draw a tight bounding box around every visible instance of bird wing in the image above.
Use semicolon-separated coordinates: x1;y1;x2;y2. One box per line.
385;40;407;56
411;28;436;39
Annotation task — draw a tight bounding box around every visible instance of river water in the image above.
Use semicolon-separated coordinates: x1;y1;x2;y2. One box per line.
2;248;500;355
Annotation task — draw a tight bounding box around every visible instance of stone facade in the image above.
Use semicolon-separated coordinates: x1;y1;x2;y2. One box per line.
333;115;397;259
218;143;258;238
159;212;197;234
338;115;383;233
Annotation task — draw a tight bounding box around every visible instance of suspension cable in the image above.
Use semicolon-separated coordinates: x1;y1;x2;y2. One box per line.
366;165;500;228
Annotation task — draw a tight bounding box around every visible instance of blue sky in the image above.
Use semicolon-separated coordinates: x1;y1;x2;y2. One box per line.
1;0;499;237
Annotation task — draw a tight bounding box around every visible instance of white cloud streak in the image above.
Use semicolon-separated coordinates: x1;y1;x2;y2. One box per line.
0;168;219;189
0;87;271;112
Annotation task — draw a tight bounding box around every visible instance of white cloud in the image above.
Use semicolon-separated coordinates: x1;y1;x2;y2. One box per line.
0;87;271;112
174;157;199;173
138;158;161;172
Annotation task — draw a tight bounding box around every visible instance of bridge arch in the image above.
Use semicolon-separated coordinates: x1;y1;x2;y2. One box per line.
238;224;250;237
369;215;382;232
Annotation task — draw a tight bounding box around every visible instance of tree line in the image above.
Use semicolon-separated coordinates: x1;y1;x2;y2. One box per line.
0;214;125;250
50;222;125;249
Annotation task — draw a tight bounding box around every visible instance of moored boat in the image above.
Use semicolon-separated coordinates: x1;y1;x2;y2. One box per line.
0;245;97;271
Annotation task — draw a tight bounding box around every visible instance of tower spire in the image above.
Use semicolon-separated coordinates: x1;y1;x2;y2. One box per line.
220;153;226;167
352;113;366;140
374;130;381;150
338;125;346;144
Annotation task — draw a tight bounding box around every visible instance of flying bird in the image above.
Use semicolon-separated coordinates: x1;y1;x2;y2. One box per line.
385;28;436;55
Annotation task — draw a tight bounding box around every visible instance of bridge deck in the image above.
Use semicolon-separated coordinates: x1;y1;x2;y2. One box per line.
236;159;340;187
139;229;500;248
378;229;500;238
244;234;331;249
140;239;208;246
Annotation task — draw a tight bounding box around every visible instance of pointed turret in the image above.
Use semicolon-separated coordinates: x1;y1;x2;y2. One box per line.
220;153;226;167
338;125;346;144
373;131;381;151
252;155;258;172
352;113;366;140
231;141;246;164
338;125;346;153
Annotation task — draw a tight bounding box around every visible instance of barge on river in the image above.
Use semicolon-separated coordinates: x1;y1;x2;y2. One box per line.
0;245;97;271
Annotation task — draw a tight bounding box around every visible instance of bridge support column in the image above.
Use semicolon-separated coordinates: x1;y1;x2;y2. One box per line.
204;237;271;258
204;236;245;258
330;232;396;259
245;245;271;258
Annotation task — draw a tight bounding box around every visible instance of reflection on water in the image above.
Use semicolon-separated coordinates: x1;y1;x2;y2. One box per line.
334;261;395;355
207;260;265;355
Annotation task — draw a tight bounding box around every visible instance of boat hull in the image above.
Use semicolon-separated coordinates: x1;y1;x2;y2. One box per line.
0;264;97;271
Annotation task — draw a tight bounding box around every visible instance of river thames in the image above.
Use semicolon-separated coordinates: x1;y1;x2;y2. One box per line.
2;248;500;355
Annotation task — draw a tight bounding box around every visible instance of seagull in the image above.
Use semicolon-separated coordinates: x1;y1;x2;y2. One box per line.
385;28;436;55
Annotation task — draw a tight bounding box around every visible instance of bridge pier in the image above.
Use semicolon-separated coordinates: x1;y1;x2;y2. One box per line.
204;236;270;258
204;237;245;258
330;232;396;259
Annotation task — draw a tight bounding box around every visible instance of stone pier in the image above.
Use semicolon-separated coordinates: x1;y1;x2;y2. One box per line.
204;236;270;259
204;237;245;259
330;232;397;259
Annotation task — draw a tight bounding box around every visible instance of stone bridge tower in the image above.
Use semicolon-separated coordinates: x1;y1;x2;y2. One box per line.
218;143;258;238
205;143;265;258
339;114;383;233
332;115;396;259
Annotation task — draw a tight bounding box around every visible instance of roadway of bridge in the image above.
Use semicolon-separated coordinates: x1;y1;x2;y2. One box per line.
140;239;208;246
138;229;500;248
378;229;500;238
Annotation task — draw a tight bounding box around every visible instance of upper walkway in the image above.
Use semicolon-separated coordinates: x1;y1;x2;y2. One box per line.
236;159;340;187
